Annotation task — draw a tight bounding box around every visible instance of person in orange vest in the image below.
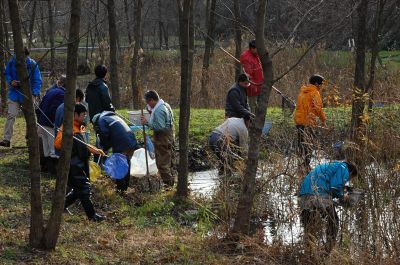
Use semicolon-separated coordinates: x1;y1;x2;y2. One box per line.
240;40;264;112
294;74;327;169
54;103;106;221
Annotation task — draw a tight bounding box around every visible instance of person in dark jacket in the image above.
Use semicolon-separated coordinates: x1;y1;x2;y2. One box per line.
0;47;42;147
225;74;254;119
54;103;105;221
54;89;85;136
37;75;66;174
85;65;115;122
92;111;140;192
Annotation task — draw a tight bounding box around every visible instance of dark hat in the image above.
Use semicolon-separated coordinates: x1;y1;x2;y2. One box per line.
238;73;250;83
249;40;256;48
309;74;325;85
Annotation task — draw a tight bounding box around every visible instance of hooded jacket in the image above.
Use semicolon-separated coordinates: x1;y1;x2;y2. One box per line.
94;111;139;153
85;78;115;122
294;84;326;126
5;56;42;103
240;49;264;97
299;161;350;198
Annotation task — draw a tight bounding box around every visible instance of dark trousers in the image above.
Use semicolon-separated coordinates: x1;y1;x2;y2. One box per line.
300;206;339;254
296;125;316;169
65;189;95;218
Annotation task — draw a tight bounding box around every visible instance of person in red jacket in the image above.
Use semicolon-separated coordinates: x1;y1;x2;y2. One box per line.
240;40;264;111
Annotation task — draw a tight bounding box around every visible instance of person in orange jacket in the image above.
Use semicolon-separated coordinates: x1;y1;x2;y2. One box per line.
240;40;264;112
294;74;327;169
55;103;106;221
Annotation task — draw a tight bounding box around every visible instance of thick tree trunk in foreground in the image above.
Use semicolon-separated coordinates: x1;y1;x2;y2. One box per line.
0;0;7;113
231;0;273;235
200;0;216;108
42;0;82;250
234;0;242;80
176;0;194;199
8;0;44;248
131;0;143;110
107;0;120;108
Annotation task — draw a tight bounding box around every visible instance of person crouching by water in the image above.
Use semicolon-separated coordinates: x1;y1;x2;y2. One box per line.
298;161;358;255
140;90;176;188
208;116;251;176
54;103;106;221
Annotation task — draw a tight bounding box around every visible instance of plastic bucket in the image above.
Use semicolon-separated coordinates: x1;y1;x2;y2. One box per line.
128;110;151;125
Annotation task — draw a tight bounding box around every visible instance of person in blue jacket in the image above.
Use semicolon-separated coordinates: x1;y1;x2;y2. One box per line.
37;75;66;174
0;47;42;147
92;111;139;193
298;161;358;254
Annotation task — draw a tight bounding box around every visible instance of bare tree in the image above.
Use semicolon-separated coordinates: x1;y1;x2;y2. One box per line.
131;0;143;110
176;0;194;199
233;0;242;79
7;0;44;248
27;0;37;48
231;0;274;235
42;0;82;250
123;0;132;44
48;0;55;76
107;0;120;108
0;0;7;113
200;0;216;107
350;0;369;143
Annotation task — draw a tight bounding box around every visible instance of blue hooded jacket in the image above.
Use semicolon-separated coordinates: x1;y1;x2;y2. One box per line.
5;56;42;103
95;111;138;153
299;161;350;198
38;85;65;127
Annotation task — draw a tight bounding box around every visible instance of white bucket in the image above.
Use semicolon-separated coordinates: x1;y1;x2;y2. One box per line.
128;110;150;125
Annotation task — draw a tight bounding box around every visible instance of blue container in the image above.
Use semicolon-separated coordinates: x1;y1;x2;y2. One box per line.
104;153;129;180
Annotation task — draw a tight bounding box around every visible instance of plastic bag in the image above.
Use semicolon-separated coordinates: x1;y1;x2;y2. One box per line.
146;135;155;158
130;148;158;177
262;121;272;137
89;161;101;182
104;153;129;180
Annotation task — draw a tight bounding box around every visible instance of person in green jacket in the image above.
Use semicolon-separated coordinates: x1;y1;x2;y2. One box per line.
141;90;176;187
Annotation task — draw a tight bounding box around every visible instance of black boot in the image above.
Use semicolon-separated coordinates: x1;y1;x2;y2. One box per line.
89;213;106;222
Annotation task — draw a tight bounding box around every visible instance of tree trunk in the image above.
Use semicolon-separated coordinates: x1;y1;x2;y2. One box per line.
48;0;55;76
233;0;242;79
7;0;44;248
158;0;163;50
200;0;216;108
162;23;169;49
131;0;142;110
367;0;387;113
2;2;9;49
107;0;120;108
349;0;368;143
123;0;132;44
42;0;82;250
231;0;273;235
28;0;37;49
0;0;7;113
176;0;194;199
39;2;47;48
